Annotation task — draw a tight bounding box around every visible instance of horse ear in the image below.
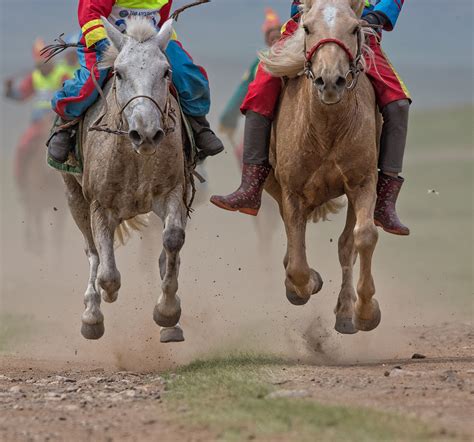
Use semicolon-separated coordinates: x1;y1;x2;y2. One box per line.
102;17;126;50
351;0;365;17
155;19;174;51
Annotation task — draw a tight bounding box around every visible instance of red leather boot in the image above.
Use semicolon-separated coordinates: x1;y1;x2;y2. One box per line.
374;173;410;236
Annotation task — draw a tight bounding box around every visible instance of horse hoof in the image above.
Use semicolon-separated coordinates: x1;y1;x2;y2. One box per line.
354;299;381;332
286;289;310;306
334;317;358;335
81;322;105;340
101;289;118;303
310;269;324;295
160;326;185;343
153;305;181;328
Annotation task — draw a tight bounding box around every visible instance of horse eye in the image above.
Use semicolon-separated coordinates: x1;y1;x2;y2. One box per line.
303;25;310;35
352;25;360;35
115;70;122;80
164;68;172;80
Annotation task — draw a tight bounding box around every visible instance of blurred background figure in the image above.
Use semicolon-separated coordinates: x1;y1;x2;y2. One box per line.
3;36;78;254
219;8;281;165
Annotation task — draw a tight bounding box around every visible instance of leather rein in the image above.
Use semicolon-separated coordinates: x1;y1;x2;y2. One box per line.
89;63;177;137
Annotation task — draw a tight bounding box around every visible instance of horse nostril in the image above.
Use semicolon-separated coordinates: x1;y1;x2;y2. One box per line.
336;76;347;89
129;130;143;145
152;129;165;145
314;77;325;90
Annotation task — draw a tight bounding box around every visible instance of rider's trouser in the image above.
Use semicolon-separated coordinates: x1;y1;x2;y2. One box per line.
241;31;412;171
52;37;211;120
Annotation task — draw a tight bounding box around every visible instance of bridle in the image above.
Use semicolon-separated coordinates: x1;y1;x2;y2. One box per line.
303;24;365;91
89;66;177;137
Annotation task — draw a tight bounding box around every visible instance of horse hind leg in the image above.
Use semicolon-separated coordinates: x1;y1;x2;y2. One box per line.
281;192;323;305
349;185;381;332
334;201;358;334
153;190;187;343
63;175;104;339
90;201;121;305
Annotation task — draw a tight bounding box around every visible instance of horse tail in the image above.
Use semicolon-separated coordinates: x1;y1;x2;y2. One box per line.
308;196;346;223
115;214;149;248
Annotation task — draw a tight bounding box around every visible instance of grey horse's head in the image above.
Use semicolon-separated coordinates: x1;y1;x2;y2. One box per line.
102;17;174;155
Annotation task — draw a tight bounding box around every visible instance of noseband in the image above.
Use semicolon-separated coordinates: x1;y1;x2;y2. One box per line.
303;28;364;91
90;71;177;137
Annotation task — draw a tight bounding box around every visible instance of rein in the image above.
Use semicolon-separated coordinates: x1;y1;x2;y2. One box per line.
89;65;177;137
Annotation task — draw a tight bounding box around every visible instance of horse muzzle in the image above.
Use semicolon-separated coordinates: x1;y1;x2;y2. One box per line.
128;127;165;155
313;74;347;105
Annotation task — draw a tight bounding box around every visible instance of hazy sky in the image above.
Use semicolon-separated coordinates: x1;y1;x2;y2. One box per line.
0;0;473;111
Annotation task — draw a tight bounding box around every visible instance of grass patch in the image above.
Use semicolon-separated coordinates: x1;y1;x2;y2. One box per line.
163;353;443;441
0;314;33;352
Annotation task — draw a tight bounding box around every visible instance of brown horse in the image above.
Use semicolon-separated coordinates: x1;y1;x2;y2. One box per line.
261;0;382;334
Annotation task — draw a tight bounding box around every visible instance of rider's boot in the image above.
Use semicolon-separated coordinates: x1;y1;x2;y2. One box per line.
210;111;272;216
375;99;410;236
187;115;224;160
47;118;77;163
374;173;410;235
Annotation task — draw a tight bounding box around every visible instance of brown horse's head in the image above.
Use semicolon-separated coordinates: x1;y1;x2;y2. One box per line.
303;0;364;104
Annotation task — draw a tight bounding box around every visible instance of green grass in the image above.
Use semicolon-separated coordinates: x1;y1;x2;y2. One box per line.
163;354;444;441
0;314;33;352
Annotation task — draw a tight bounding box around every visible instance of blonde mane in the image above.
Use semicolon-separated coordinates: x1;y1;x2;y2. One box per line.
259;2;377;79
100;17;158;69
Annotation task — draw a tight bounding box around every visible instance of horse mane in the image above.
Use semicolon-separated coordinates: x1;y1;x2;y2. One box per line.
259;11;377;78
100;17;158;69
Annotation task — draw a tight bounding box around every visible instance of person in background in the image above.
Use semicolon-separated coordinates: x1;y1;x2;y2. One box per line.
219;7;282;164
4;38;76;187
211;0;411;236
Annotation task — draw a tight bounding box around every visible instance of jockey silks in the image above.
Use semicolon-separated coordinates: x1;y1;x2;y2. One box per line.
79;0;172;47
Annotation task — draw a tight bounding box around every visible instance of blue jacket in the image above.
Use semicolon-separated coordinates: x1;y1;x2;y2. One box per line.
290;0;404;31
362;0;404;31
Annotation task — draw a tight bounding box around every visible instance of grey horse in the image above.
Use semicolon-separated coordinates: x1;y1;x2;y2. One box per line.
63;17;189;343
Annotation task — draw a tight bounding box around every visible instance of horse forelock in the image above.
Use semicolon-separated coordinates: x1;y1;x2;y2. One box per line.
99;17;159;69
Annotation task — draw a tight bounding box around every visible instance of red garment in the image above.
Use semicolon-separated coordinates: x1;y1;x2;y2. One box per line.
241;22;410;118
79;0;173;47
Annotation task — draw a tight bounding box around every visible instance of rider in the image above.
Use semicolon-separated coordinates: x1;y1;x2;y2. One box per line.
211;0;411;236
4;38;76;187
48;0;224;164
219;8;281;144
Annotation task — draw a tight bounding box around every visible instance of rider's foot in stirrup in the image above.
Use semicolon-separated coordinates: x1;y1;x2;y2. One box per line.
47;126;76;164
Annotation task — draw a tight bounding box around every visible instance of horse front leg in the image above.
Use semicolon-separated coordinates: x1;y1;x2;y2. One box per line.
90;201;121;304
334;201;358;334
153;188;187;343
281;191;323;305
348;183;381;331
63;175;104;340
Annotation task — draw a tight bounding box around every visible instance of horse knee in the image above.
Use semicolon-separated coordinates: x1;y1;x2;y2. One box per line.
163;226;185;253
354;222;378;253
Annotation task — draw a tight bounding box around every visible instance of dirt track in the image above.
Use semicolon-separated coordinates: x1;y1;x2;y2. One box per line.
1;322;472;441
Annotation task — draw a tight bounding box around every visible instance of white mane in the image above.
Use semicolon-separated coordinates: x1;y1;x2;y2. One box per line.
100;17;158;69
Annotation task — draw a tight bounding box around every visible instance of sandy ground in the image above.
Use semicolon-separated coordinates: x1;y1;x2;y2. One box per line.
0;107;472;440
0;322;472;441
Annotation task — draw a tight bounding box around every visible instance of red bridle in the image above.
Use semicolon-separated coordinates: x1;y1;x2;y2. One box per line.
303;32;364;91
305;38;355;65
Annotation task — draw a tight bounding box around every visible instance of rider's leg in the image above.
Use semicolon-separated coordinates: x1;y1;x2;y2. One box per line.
49;42;109;163
165;40;223;159
366;37;411;235
210;64;282;216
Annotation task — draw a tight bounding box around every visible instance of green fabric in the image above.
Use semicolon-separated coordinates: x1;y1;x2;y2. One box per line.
219;57;260;130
